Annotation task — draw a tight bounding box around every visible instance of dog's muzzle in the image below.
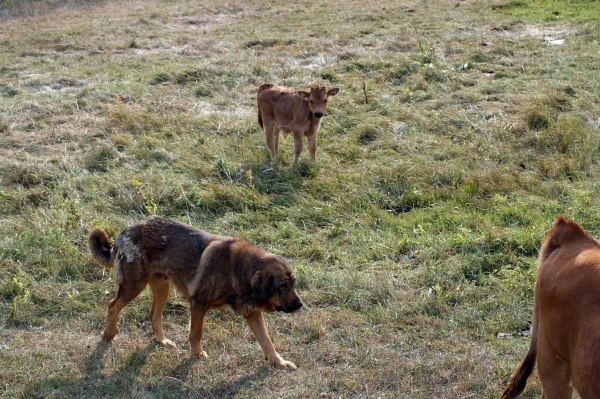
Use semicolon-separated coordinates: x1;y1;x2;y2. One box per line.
277;300;303;313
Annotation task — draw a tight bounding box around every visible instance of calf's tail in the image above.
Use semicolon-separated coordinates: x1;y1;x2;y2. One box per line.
257;83;274;130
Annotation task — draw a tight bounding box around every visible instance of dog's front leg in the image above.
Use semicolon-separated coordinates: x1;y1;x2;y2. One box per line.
189;304;208;358
244;311;296;370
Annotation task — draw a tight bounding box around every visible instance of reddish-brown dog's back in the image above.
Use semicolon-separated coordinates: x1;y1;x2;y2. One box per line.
501;216;600;398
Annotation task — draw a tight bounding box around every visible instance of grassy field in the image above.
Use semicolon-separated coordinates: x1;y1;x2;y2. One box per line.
1;0;599;397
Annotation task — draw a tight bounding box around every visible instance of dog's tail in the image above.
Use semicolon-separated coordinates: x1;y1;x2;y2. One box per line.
257;83;274;130
500;289;539;399
88;227;114;269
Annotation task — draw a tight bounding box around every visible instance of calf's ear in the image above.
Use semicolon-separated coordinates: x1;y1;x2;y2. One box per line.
327;88;340;96
297;90;310;99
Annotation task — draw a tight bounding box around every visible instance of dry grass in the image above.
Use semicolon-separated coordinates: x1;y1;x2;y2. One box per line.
1;0;599;397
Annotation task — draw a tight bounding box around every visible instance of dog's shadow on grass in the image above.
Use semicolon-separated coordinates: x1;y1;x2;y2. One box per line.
20;340;155;398
168;357;271;397
20;340;271;398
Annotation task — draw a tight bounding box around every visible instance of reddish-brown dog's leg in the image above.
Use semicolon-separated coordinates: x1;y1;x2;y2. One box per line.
537;328;573;399
148;274;176;349
244;311;296;370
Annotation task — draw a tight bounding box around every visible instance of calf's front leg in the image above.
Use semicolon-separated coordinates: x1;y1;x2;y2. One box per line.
292;131;304;166
307;134;316;162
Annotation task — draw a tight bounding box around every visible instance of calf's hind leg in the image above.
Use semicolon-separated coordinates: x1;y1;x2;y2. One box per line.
265;124;279;159
271;126;281;156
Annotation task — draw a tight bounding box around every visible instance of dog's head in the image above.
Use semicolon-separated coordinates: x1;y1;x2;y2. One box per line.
251;256;303;313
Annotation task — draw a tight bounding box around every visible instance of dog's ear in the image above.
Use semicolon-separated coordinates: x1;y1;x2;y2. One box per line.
251;270;276;301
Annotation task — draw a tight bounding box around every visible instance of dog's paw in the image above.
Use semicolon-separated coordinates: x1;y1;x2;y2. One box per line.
192;350;208;359
156;338;177;349
273;358;297;370
101;330;117;341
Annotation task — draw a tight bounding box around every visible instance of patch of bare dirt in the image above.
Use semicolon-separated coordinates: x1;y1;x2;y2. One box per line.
168;13;243;32
490;23;575;44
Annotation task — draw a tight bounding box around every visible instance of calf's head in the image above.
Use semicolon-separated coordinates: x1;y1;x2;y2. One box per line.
297;85;340;119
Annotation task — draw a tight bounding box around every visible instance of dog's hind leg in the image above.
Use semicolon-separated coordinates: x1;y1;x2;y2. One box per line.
188;304;208;358
244;311;297;370
148;274;176;349
102;279;147;341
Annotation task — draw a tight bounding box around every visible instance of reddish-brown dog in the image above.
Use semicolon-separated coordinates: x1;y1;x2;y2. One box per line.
257;83;339;166
88;216;303;369
501;216;600;398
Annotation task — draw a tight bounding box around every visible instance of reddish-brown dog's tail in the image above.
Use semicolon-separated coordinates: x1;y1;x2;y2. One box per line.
257;83;274;130
500;292;539;399
88;227;114;269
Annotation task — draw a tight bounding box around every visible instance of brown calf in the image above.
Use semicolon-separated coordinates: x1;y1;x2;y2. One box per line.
501;216;600;398
257;83;339;166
